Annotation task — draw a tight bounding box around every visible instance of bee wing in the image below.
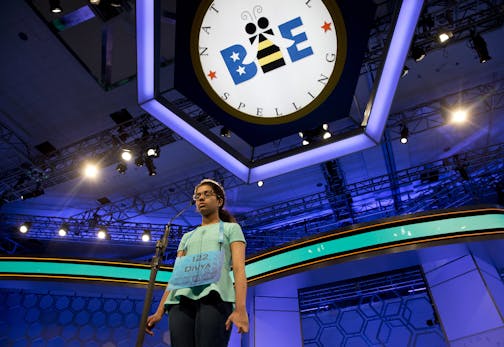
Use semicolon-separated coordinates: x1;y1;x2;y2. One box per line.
242;38;259;65
263;32;295;49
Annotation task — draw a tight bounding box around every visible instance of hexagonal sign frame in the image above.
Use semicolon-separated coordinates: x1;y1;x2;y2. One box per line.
136;0;423;183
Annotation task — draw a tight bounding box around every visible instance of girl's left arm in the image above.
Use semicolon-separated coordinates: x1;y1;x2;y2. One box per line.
226;241;249;333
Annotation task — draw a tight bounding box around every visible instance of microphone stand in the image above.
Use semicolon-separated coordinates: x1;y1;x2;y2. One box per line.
135;202;193;347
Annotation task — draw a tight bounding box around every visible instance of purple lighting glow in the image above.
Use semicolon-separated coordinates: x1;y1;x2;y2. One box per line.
364;0;424;141
136;0;423;183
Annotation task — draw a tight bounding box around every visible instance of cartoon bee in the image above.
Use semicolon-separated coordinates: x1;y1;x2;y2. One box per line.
241;6;294;73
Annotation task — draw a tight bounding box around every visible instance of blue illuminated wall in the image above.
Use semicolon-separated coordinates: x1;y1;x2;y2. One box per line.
300;291;446;346
0;283;169;347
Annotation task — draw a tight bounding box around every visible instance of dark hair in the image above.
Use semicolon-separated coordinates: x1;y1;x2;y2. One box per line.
195;180;237;223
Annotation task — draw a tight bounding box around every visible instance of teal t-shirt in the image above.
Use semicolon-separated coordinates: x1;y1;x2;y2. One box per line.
164;221;246;306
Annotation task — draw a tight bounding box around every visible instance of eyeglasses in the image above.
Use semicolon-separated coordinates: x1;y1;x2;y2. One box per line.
193;190;216;201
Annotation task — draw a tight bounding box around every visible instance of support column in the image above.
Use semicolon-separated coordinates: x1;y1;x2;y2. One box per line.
420;244;504;346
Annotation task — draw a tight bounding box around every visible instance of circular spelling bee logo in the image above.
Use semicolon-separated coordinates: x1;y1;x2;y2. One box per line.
191;0;347;125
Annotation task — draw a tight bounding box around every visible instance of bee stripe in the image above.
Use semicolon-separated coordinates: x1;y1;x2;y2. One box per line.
257;44;280;59
258;51;284;67
258;39;273;50
261;58;286;73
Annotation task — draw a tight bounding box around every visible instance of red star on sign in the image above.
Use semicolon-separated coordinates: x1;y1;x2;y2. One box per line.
208;70;217;80
321;21;332;32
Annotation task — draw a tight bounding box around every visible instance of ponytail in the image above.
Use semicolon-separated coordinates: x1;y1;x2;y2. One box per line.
219;208;236;223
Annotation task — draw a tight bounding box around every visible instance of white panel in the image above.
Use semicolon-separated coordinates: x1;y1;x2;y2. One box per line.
425;255;476;287
255;310;302;347
430;270;502;341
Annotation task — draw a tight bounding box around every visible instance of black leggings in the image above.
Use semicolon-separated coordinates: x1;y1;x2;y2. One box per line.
168;291;233;347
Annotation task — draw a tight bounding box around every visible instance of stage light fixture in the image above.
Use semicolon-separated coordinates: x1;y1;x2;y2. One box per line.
257;180;264;187
401;66;409;78
116;162;127;174
21;188;45;200
134;156;144;167
142;230;151;242
438;30;453;43
299;124;331;145
322;124;332;140
145;157;157;176
83;163;99;178
450;109;468;124
97;227;109;240
19;222;32;234
220;127;231;138
400;125;409;144
58;223;69;236
121;150;132;161
89;0;101;4
49;0;62;13
146;145;160;158
411;46;426;62
471;32;491;63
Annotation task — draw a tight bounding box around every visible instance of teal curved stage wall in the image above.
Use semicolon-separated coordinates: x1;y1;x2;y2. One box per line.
1;206;503;286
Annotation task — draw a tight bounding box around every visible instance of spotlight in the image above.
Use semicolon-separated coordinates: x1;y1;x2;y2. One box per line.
116;162;127;174
21;188;45;200
401;66;409;78
97;227;109;240
299;124;331;145
142;230;151;242
220;127;231;138
146;146;160;158
322;124;331;140
110;0;122;7
257;180;264;187
450;109;468;124
411;46;426;62
49;0;62;13
438;30;453;43
19;222;32;234
145;157;157;176
89;0;101;4
83;163;99;178
121;150;132;161
58;223;69;237
471;32;491;63
400;125;409;144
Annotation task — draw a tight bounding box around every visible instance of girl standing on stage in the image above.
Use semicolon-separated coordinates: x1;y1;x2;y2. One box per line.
145;179;248;347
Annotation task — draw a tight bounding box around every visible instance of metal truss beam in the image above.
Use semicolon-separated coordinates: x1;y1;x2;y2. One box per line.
2;143;502;256
387;78;504;139
363;0;504;73
70;166;243;223
0;98;220;202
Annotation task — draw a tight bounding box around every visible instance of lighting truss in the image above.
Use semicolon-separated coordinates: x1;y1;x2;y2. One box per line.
3;142;502;257
0;106;220;203
70;166;243;223
363;0;504;72
387;78;504;140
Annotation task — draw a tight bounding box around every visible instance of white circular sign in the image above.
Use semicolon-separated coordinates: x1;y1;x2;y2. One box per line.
191;0;347;125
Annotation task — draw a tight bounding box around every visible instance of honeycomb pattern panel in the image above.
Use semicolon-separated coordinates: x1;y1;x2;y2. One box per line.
0;287;171;346
301;292;447;347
